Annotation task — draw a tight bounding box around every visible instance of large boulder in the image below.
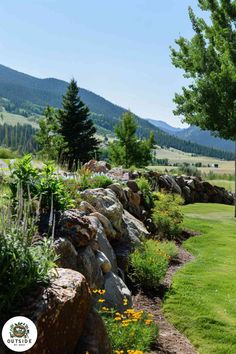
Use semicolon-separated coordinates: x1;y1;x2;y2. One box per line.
83;159;111;173
123;210;149;245
54;238;78;270
77;246;104;290
158;175;182;195
103;272;132;312
80;189;124;234
87;215;118;273
76;309;112;354
23;269;91;354
58;209;96;248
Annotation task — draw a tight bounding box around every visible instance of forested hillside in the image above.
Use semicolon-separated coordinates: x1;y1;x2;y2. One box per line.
0;64;234;160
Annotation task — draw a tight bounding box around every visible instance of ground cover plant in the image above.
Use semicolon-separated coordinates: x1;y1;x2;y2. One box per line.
164;203;236;354
130;239;178;291
95;290;158;353
152;192;184;239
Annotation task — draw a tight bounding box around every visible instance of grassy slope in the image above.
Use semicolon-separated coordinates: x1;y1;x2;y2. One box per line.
164;203;236;354
0;111;38;128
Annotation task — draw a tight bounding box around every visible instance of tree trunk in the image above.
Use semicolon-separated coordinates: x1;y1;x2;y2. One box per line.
235;140;236;218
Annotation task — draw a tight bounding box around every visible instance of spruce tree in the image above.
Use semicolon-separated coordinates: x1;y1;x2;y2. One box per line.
58;79;98;170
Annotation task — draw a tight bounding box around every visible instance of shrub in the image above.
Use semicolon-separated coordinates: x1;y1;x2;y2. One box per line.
157;241;178;261
0;147;18;159
100;306;158;352
89;174;113;188
152;192;184;239
130;239;170;290
0;206;57;318
136;176;153;205
10;156;73;211
37;163;74;211
77;168;113;190
177;164;201;177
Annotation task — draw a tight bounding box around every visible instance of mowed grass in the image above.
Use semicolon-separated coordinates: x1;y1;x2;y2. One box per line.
164;203;236;354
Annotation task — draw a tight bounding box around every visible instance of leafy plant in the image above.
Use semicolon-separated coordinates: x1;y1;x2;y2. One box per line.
136;176;153;205
130;239;172;290
152;192;184;239
37;162;74;211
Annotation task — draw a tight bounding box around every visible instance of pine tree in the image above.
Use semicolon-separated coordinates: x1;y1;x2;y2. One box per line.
170;0;236;215
58;79;98;170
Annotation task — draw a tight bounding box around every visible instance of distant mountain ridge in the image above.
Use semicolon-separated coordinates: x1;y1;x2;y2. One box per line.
0;64;234;160
149;119;234;153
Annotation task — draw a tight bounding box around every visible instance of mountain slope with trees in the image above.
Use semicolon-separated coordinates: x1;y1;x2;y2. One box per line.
0;64;234;160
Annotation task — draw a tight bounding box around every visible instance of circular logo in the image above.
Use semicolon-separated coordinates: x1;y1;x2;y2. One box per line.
2;316;37;352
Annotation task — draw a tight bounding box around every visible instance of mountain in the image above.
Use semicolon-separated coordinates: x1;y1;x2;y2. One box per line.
175;126;234;153
149;119;234;153
148;119;182;134
0;64;234;160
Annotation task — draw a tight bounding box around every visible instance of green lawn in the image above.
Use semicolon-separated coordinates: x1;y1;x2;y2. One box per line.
164;203;236;354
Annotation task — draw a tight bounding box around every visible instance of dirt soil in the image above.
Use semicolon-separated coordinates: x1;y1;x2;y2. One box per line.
133;247;197;354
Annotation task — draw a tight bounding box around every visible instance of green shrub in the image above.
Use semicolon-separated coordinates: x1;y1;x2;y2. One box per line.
10;156;73;211
0;206;57;318
37;163;74;211
136;176;153;205
152;192;184;239
130;239;170;290
100;307;158;352
89;174;113;188
177;164;201;177
0;147;18;159
157;241;178;261
77;168;113;190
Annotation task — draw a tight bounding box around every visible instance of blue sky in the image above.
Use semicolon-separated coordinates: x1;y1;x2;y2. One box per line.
1;0;200;127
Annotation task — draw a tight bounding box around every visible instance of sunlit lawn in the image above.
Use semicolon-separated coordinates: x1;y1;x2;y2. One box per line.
164;203;236;354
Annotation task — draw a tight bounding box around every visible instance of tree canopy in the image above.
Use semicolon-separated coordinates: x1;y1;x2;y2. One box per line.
109;111;155;168
170;0;236;141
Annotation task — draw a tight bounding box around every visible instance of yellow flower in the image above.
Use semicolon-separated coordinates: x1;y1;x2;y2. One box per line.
114;351;124;354
145;319;152;325
115;317;122;321
98;299;105;303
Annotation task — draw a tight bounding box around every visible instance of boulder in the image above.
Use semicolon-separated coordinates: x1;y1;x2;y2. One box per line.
89;212;116;239
76;308;112;354
23;269;91;354
80;189;124;233
123;210;149;245
108;183;128;207
86;215;118;273
79;201;97;215
127;180;139;193
77;246;104;290
96;250;112;273
54;238;78;270
103;272;132;312
83;159;111;173
159;175;182;195
58;209;96;248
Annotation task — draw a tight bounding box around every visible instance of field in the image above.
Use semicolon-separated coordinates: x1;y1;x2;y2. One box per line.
0;111;38;128
206;180;235;192
164;203;236;354
149;147;234;175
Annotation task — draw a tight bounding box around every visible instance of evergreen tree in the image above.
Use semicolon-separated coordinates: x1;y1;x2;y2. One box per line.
58;79;98;170
109;111;155;168
36;106;65;160
170;0;236;215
